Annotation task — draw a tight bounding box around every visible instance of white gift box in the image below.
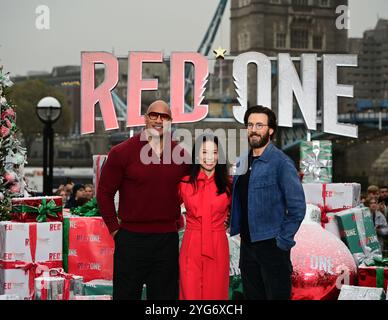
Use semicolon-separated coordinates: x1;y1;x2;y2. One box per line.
0;221;62;263
338;285;386;300
303;183;361;210
0;269;30;299
0;221;63;299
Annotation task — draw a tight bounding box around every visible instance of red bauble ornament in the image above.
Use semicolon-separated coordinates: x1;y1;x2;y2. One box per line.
3;171;17;183
9;183;21;194
291;205;357;300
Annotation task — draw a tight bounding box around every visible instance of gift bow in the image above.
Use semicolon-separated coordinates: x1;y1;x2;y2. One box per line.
49;268;79;300
13;199;62;222
71;198;100;217
301;141;332;182
350;206;383;268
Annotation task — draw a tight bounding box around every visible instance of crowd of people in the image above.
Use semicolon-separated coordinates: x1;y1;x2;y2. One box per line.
54;180;94;209
362;185;388;252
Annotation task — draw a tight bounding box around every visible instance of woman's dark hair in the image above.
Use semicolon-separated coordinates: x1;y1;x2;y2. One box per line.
186;134;231;196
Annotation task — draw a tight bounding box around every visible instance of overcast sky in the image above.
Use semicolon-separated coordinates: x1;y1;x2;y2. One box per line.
0;0;387;76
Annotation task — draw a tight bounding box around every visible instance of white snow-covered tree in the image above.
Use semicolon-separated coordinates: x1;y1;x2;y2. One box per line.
0;66;28;220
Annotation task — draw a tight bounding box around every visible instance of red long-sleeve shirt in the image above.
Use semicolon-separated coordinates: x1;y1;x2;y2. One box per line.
97;133;190;234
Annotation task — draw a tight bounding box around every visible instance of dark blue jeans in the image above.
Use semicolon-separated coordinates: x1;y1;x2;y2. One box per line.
113;229;179;300
240;238;293;300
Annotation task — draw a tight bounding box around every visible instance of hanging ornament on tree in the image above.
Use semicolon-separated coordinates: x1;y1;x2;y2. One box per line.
0;192;4;201
291;205;358;300
9;183;21;194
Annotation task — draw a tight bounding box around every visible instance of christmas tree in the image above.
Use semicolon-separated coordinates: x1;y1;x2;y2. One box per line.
0;66;28;220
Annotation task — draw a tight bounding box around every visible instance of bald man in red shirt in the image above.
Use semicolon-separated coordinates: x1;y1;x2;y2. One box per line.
97;100;190;300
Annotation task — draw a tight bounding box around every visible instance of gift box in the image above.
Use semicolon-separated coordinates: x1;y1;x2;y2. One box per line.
300;140;332;183
63;216;114;282
336;207;381;265
303;183;361;211
324;212;341;239
303;183;361;233
48;268;84;299
0;221;63;299
34;276;64;300
358;257;388;289
228;234;243;299
83;279;112;296
338;285;386;300
11;196;63;223
72;294;112;300
0;294;20;300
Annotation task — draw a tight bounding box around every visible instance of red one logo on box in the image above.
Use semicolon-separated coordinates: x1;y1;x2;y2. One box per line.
325;191;334;198
99;248;114;256
50;224;61;231
77;262;102;271
3;283;12;290
3;253;13;260
3;282;23;290
76;234;101;242
5;224;12;231
49;252;62;261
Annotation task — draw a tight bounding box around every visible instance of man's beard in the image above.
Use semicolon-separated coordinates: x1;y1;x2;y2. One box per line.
249;129;270;149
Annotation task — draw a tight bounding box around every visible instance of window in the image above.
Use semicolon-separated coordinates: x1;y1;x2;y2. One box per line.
292;0;309;6
275;33;286;48
319;0;330;7
238;31;251;51
291;29;309;49
313;35;323;50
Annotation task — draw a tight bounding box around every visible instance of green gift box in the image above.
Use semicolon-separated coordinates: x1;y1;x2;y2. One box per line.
83;280;112;296
83;280;147;299
300;140;332;183
336;207;381;265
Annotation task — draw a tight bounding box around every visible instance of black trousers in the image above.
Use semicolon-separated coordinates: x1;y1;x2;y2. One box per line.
240;238;293;300
113;229;179;300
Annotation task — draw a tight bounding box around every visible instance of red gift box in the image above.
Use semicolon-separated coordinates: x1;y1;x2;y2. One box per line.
358;265;388;289
11;197;63;223
63;217;114;282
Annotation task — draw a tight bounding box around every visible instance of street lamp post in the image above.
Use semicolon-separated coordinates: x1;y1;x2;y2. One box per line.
36;97;62;195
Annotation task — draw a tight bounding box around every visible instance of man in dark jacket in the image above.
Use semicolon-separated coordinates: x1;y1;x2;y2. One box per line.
230;106;306;300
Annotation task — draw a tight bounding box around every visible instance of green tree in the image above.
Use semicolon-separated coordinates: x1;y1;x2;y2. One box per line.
9;79;72;157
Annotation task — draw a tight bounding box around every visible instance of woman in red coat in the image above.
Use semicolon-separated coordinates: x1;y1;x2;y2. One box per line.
179;134;231;300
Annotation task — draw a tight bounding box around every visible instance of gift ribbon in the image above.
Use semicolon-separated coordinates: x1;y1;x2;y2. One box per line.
13;199;62;222
70;198;100;217
300;141;332;182
362;257;388;288
49;268;78;300
317;184;344;228
352;208;382;266
0;223;62;299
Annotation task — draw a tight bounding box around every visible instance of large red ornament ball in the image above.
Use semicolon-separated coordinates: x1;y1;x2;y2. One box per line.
291;206;357;300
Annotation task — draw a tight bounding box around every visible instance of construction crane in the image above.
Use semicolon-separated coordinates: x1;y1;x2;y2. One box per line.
184;0;228;111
